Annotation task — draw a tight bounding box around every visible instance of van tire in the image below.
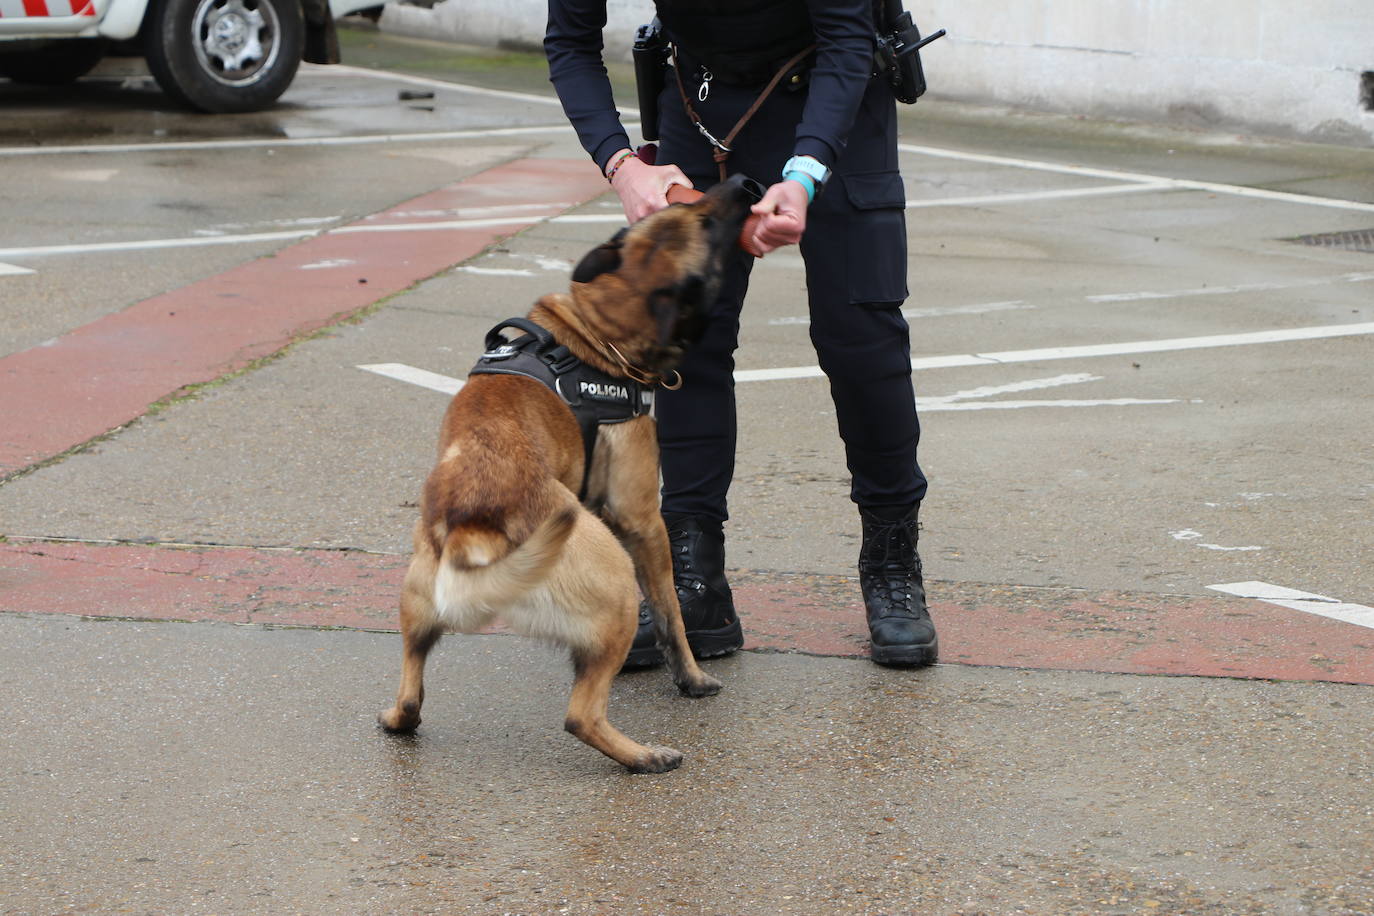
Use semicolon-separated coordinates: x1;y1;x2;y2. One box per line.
144;0;304;113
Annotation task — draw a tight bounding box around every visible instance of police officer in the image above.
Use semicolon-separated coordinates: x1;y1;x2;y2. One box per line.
545;0;937;668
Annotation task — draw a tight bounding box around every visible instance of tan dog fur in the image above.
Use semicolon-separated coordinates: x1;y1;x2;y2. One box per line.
378;177;759;772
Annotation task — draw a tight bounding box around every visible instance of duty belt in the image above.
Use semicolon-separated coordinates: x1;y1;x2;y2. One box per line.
468;317;654;499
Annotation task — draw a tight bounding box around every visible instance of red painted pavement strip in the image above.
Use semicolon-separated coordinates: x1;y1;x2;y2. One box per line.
0;542;403;629
3;541;1372;685
0;158;610;479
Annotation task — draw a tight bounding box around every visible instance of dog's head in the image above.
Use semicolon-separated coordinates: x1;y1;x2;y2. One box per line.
567;174;762;374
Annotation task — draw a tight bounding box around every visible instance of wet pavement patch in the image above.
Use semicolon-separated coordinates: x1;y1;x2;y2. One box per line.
1283;227;1374;253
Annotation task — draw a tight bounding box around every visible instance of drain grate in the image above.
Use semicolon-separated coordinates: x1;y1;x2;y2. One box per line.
1284;228;1374;253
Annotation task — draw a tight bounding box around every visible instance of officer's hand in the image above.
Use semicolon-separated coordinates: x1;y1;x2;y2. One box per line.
748;180;809;254
611;157;693;223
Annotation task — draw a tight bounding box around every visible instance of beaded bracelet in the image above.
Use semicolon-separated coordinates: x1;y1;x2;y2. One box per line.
605;150;636;183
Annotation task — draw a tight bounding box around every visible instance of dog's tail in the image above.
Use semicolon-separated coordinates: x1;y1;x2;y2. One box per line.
434;504;579;618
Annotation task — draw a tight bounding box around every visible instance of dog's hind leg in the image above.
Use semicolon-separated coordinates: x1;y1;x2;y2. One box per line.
379;544;442;733
564;598;684;774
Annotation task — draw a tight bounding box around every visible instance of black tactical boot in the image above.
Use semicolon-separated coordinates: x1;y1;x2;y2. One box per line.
623;514;744;669
859;504;938;667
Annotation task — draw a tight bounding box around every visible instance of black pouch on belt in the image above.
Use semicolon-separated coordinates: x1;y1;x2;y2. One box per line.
873;0;946;104
632;17;669;141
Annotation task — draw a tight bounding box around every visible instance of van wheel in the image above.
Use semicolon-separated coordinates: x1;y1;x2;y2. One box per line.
144;0;304;113
0;40;105;84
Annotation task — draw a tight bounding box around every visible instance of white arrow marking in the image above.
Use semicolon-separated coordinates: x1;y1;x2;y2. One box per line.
1209;582;1374;630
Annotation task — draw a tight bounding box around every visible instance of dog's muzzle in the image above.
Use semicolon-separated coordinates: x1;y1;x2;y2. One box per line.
667;173;766;257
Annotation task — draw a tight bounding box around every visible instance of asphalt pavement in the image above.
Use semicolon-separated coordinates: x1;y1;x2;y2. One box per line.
2;27;1373;916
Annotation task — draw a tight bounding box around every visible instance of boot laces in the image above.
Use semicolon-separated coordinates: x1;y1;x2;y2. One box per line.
861;517;918;570
861;519;923;614
668;525;706;599
866;565;918;610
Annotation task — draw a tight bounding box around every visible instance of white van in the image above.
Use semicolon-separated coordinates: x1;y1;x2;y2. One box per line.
0;0;382;112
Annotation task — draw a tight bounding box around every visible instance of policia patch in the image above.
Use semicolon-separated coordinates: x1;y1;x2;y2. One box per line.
469;318;655;497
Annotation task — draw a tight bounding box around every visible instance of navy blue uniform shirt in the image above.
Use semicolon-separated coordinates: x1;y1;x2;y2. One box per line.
544;0;876;174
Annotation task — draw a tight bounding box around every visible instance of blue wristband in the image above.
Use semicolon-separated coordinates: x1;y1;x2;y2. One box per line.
783;171;816;203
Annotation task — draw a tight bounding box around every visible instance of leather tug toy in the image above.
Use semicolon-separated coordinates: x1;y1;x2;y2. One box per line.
637;148;767;257
666;183;766;258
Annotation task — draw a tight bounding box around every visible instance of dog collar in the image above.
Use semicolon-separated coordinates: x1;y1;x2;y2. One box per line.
468;318;655;498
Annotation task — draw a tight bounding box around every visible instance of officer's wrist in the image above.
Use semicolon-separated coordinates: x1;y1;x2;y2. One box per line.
781;154;830;203
604;148;636;182
782;172;816;203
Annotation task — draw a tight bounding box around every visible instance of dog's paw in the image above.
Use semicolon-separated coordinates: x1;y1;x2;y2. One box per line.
677;672;723;698
377;707;420;734
627;746;684;774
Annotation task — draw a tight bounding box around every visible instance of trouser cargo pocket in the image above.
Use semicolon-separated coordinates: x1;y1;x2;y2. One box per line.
835;170;908;306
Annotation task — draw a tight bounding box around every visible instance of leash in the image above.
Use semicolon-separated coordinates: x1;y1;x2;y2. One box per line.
671;43;816;181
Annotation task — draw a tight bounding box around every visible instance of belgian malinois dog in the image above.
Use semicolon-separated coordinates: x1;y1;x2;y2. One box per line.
379;175;761;772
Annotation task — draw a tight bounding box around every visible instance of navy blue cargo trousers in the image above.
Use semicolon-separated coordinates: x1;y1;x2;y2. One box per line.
653;65;927;522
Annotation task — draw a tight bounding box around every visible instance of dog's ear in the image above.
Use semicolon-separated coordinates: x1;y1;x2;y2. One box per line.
571;228;629;284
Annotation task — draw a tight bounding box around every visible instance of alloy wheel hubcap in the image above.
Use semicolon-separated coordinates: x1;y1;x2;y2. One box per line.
193;0;280;86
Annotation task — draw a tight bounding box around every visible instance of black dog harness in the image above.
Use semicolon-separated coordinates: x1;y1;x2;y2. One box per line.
468;318;655;498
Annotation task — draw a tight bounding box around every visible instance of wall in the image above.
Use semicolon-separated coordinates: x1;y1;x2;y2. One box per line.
378;0;1374;146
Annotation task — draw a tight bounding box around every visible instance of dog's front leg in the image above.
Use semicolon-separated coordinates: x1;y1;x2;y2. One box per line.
619;518;723;698
596;422;722;696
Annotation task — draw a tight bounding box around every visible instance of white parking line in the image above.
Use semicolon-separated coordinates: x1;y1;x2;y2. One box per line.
549;214;630;224
358;363;464;395
918;372;1179;411
0;262;34;276
734;321;1374;382
0;230;318;260
456;266;536;277
9;180;1373;267
359;320;1374;394
320;65;570;107
318;65;639;122
0;125;573;158
767;272;1374;325
384;202;576;220
332;215;561;235
0;216;558;259
1087;272;1374;303
970;321;1374;363
358;360;1177;411
1209;581;1374;630
926;397;1179;410
769;300;1032;326
904;182;1173;209
926;371;1102;398
899;143;1374;214
74;65;575;111
0;82;1369;220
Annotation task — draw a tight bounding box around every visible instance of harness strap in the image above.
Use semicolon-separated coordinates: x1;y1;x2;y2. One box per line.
482;316;555;353
469;319;654;500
